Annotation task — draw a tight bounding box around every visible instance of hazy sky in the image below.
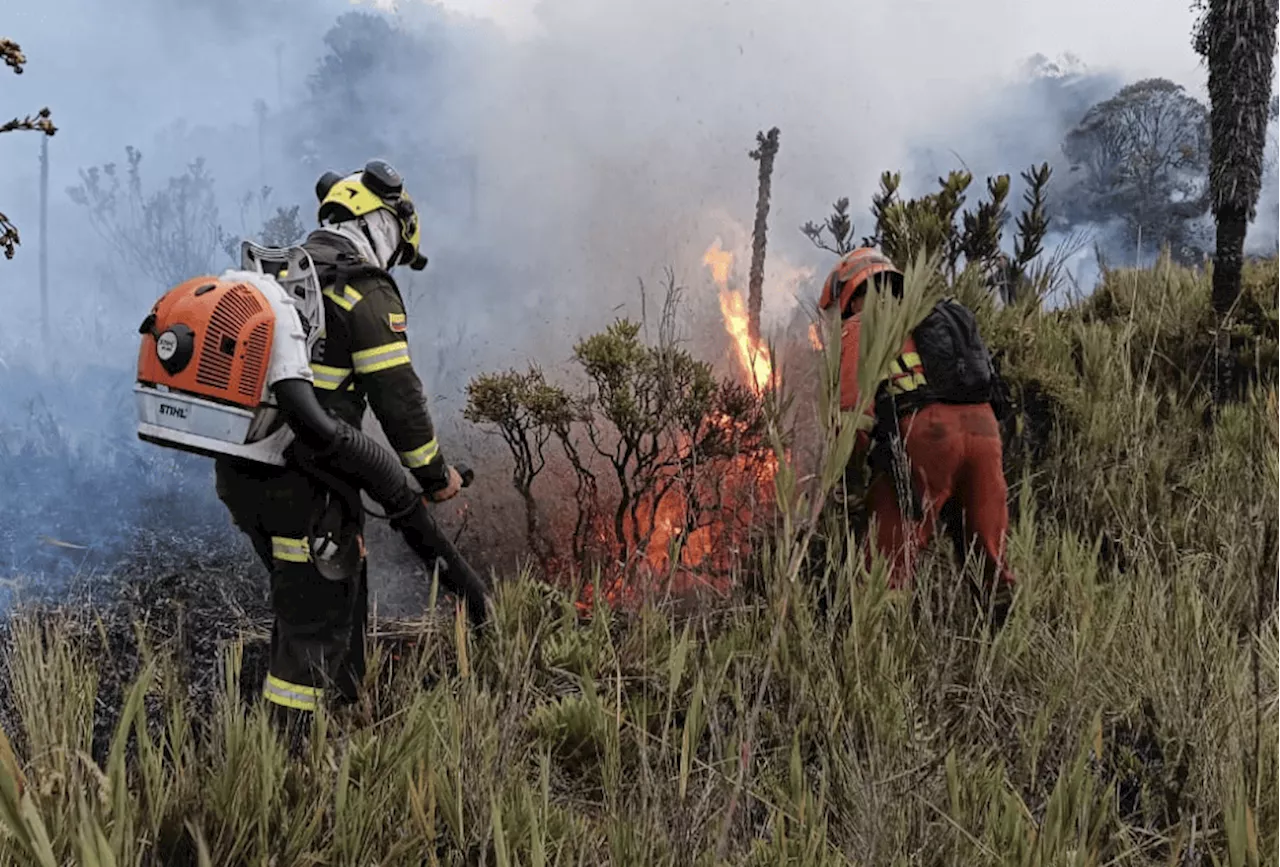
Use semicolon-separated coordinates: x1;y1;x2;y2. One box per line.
0;0;1266;352
431;0;1204;88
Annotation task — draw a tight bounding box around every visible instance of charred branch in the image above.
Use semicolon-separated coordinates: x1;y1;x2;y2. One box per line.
1;108;57;137
1;37;56;261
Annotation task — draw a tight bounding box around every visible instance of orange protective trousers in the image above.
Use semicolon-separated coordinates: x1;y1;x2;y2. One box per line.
865;401;1016;591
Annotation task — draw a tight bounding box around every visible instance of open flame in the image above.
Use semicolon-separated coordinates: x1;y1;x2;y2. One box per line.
808;322;824;351
570;237;788;615
703;239;773;393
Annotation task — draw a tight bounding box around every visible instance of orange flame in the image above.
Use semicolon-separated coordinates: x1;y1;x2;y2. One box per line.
703;240;773;393
808;322;824;351
567;238;785;614
703;241;733;286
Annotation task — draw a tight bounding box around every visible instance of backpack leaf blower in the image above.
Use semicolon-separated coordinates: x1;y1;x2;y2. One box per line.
134;240;489;626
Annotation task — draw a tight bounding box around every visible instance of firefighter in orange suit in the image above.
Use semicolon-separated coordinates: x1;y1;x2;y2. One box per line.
819;247;1016;620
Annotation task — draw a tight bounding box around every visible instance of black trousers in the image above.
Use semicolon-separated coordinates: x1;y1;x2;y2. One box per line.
215;458;368;712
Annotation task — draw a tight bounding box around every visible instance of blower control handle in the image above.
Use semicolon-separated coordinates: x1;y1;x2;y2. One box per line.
454;463;475;488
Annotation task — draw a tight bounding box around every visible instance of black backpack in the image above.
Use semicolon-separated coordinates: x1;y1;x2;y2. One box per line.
867;298;1011;518
908;297;997;407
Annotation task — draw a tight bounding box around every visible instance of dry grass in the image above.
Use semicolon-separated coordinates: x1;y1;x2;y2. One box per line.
0;254;1273;866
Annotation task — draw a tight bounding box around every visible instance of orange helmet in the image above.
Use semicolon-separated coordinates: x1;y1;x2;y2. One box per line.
817;247;903;315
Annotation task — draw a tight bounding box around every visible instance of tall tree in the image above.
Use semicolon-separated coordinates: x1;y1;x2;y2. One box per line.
1060;79;1210;263
295;10;478;222
1192;0;1280;316
1;37;57;261
746;127;780;343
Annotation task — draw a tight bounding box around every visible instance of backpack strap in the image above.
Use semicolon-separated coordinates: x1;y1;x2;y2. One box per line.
870;384;924;522
305;232;404;300
330;368;357;396
305;238;402;405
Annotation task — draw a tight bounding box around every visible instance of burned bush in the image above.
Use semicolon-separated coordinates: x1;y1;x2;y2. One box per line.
467;277;776;597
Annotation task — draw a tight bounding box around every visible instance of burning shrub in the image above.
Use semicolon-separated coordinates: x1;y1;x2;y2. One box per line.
466;276;776;599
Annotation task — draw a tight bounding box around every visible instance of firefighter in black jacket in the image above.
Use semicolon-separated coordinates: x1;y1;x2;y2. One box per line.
214;160;468;724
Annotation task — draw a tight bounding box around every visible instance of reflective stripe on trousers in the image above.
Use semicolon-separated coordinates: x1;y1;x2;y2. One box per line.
271;536;311;563
263;674;322;711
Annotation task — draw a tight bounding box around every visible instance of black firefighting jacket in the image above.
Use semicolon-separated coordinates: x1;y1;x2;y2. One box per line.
300;230;450;495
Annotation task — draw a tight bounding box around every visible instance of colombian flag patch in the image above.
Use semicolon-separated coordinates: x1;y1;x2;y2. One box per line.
388;312;407;333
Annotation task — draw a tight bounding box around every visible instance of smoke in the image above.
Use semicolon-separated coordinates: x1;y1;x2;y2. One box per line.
0;0;1248;586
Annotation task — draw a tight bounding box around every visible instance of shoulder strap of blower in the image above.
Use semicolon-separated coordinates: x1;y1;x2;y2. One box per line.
305;234;406;305
304;236;407;397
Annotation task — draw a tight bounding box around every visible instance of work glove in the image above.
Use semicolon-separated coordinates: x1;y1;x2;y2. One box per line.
424;465;464;503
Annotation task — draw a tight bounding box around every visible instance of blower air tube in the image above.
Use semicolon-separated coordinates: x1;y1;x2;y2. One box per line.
273;378;490;626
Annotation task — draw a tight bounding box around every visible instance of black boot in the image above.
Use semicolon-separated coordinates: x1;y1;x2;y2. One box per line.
987;583;1014;632
268;703;313;757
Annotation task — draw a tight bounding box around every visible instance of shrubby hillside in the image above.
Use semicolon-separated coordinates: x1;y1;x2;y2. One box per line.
0;252;1273;866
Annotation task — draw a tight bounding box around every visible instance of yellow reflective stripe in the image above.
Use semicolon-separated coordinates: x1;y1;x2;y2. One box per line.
267;674;321;697
271;536;311;563
352;341;411;374
263;674;321;711
886;352;926;395
323;284;364;312
312;364;355;391
889;372;927;394
400;438;439;469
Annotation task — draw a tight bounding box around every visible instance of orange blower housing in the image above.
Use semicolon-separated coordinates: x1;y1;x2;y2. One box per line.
136;241;326;466
137;275;275;406
134;273;300;465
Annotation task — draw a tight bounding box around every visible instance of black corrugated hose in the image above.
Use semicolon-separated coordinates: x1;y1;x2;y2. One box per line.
274;378;490;627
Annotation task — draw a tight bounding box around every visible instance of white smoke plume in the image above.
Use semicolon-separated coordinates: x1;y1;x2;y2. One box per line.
0;0;1271;581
